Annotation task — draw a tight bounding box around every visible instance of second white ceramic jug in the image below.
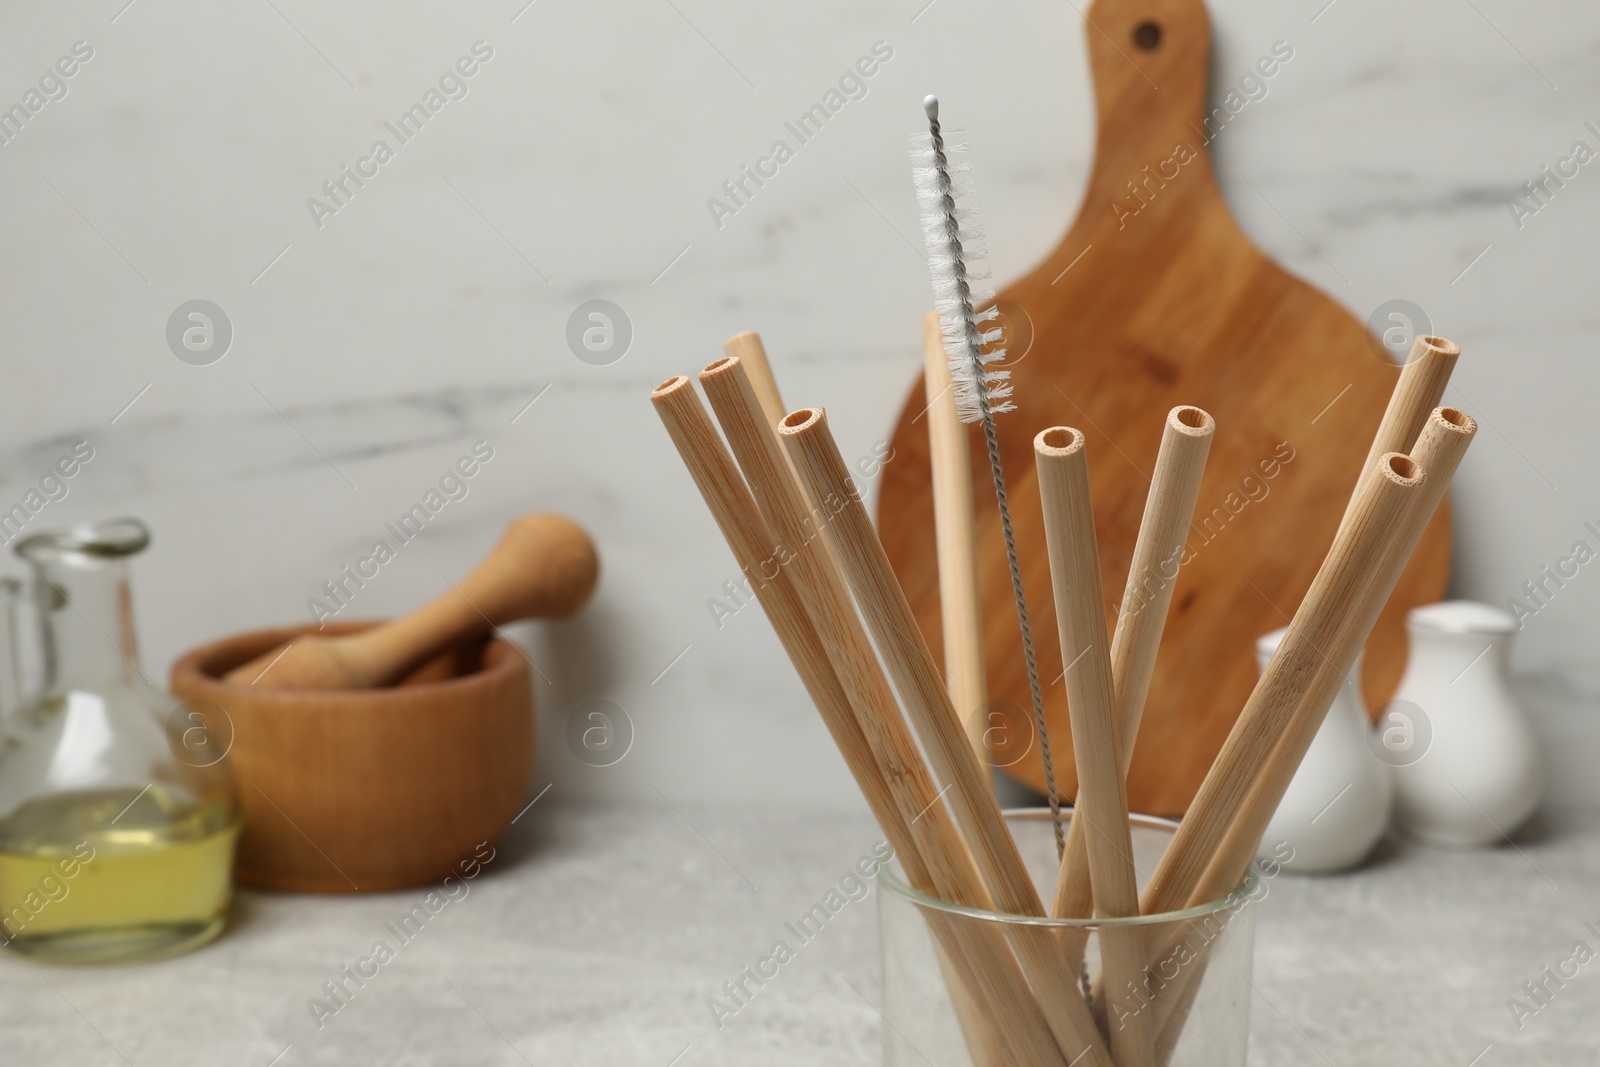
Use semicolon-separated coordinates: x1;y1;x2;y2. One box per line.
1387;601;1543;848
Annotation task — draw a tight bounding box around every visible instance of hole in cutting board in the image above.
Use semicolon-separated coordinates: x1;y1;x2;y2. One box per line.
1133;20;1163;50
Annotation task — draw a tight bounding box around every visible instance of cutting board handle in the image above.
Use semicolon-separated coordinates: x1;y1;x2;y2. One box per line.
1080;0;1220;217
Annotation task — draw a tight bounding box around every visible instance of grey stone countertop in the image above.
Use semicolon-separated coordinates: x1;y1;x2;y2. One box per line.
1;799;1597;1066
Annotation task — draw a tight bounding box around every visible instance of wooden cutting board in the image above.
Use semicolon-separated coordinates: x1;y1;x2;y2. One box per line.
876;0;1449;816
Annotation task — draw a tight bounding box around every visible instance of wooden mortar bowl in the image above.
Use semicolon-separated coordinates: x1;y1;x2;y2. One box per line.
170;621;533;893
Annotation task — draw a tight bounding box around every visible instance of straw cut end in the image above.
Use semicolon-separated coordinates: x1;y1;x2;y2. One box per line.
1034;426;1085;457
778;407;824;434
1411;335;1461;361
1379;451;1425;486
1169;405;1215;437
651;375;691;400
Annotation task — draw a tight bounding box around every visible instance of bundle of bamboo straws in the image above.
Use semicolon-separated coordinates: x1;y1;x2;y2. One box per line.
650;330;1471;1067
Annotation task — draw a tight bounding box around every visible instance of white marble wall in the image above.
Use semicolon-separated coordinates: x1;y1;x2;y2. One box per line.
0;0;1595;806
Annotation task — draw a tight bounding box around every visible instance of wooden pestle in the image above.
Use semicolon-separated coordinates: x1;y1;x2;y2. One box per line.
226;513;598;690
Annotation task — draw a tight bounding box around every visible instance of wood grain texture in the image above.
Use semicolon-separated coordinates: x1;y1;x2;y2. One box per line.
1095;445;1421;1046
1154;410;1475;1053
1141;452;1424;917
698;360;1070;1066
779;407;1110;1066
1053;408;1211;934
1338;335;1460;533
1201;409;1477;906
923;312;991;758
171;623;533;892
723;332;786;425
875;0;1450;815
1034;427;1154;1067
653;375;1072;1067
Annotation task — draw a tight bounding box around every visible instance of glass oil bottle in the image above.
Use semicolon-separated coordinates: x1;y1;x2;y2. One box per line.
0;519;239;962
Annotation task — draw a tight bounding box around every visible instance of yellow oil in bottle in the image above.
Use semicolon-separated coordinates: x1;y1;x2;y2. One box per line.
0;784;238;963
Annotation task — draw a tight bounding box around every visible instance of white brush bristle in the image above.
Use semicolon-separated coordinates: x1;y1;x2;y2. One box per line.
909;129;1012;424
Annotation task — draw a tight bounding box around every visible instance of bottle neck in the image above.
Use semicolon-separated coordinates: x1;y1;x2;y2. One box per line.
33;555;142;693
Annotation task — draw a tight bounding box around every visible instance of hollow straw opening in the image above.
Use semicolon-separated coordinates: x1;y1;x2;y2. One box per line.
651;375;690;399
1383;453;1423;483
1170;405;1214;434
779;408;823;432
880;811;1263;928
1415;335;1461;357
1435;406;1471;429
1034;426;1084;455
701;356;737;376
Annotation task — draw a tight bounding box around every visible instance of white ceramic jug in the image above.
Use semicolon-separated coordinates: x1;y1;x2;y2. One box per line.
1255;627;1393;872
1387;601;1543;848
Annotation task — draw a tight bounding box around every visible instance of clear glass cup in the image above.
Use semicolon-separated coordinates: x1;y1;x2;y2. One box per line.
0;518;239;962
878;809;1259;1067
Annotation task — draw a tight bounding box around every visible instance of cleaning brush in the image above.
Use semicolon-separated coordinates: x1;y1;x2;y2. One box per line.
910;95;1065;858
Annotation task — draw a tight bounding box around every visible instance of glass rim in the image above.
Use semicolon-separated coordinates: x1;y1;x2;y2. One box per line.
14;517;150;562
877;808;1262;929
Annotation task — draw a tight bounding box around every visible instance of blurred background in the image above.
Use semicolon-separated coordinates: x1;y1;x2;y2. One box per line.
1;0;1595;810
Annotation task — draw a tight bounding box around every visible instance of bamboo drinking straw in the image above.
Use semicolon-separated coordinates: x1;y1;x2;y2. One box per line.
699;357;1080;1066
1197;408;1477;906
1053;406;1214;930
722;331;786;425
779;407;1111;1067
922;311;990;759
1035;427;1156;1067
650;377;1060;1066
1140;451;1426;918
1138;450;1428;1064
724;330;862;649
1337;335;1459;532
1150;409;1476;1057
